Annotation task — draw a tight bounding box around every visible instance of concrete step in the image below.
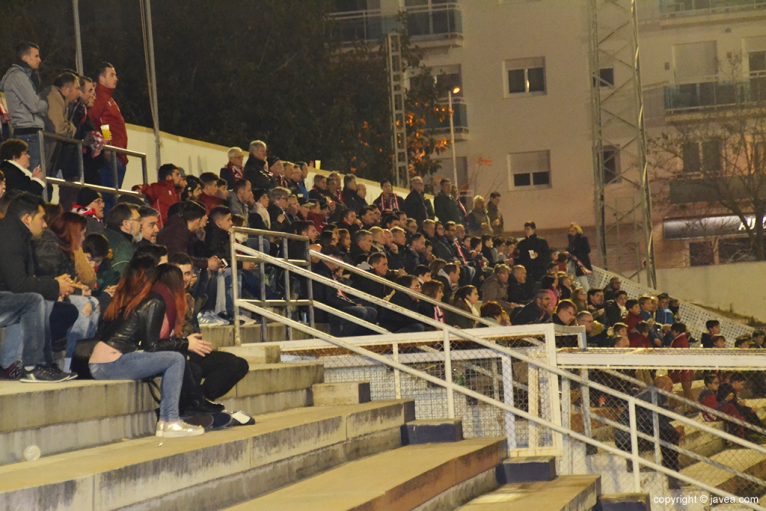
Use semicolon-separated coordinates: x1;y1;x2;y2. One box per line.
201;322;330;347
597;493;650;511
455;475;600;511
0;400;415;511
312;381;371;406
497;456;557;483
681;446;766;498
0;361;323;466
402;418;464;445
224;437;507;511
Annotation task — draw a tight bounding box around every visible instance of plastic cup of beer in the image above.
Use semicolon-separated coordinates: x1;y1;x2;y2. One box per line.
100;124;112;142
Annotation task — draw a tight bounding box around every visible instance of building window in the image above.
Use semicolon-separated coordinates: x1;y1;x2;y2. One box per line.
505;57;546;96
593;67;615;88
689;241;714;267
603;147;620;184
749;50;766;101
672;41;717;84
682;139;721;173
507;150;551;189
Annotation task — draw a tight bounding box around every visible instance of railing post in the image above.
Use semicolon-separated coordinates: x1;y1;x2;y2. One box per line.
258;236;268;342
76;140;85;184
392;343;402;400
141;155;149;186
651;387;661;466
282;237;292;340
306;240;315;330
231;234;241;346
628;398;642;491
38;130;49;201
443;328;455;419
561;377;572;475
501;353;516;451
111;152;119;193
529;366;540;450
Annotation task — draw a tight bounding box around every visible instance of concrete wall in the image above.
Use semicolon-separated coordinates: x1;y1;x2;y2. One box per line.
656;261;766;321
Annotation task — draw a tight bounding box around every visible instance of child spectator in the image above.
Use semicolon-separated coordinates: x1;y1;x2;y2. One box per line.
698;373;720;421
669;322;694;402
629;321;651;348
712;335;727;348
701;319;721;348
419;280;445;327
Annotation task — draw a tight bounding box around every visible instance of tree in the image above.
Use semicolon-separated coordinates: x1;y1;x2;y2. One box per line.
650;57;766;260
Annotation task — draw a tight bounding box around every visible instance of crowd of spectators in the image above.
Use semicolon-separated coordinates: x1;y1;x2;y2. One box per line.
2;41;764;448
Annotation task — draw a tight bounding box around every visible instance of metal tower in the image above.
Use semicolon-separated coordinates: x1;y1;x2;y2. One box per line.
385;32;409;188
588;0;656;287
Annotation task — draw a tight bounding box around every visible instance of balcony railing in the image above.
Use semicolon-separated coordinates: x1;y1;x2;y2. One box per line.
658;0;766;17
425;101;468;133
664;78;766;113
328;3;462;44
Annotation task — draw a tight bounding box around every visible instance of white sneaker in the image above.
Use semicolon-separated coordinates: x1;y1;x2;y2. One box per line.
197;311;230;326
155;420;205;438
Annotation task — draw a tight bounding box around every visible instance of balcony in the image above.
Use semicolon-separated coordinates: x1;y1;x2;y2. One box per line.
658;0;766;17
328;3;462;47
405;3;463;46
424;101;468;136
663;78;766;114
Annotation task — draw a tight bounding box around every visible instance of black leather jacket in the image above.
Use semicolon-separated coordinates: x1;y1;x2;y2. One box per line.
100;295;189;354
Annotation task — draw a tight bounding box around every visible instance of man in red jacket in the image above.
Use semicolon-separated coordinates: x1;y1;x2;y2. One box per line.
138;163;182;227
88;62;127;201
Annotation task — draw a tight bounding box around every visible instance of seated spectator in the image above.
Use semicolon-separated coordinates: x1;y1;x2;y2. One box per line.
86;254;204;437
629;320;652;348
512;289;553;325
228;179;252;220
0;288;54;382
372;179;401;212
557;271;574;300
378;275;426;333
181;175;203;202
507;264;533;307
480;301;510;326
137;206;160;245
0;170;5;199
752;330;765;349
0;193;79;380
735;335;752;349
83;232;117;308
612;322;629;346
138;164;182;227
341;175;366;215
448;285;480;329
267;187;292;233
402;176;433;225
351;252;397;302
553;299;577;326
571;286;588;312
668;322;693;402
158;201;221;273
220;147;246;188
711;334;726;348
655;293;675;326
717;376;765;440
72;188;105;235
701;320;721;348
603;276;622;302
625;298;642;336
312;253;377;337
698;373;720;421
204;206;232;261
586;288;606;322
359;205;378;230
104;203;140;274
604;290;627;326
577;310;609;347
351;229;374;265
198;172;225;213
0;138;44;196
419;280;445;327
249;188;270;230
480;264;512;314
434;262;460;302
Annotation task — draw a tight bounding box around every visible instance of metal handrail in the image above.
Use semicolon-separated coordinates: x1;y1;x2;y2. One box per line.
229;226;313;344
234;296;764;509
309;248;501;330
231;242;766;506
36;130;149;198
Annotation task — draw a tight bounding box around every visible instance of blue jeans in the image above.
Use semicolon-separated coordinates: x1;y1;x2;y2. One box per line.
0;292;46;368
15;132;41;172
90;351;185;421
65;295;100;357
100;155;126;210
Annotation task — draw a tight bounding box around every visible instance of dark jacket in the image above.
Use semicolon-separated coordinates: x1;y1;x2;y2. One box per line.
99;295;188;355
480;274;509;304
351;269;395;302
508;276;534;304
312;262;360;323
204;223;230;260
402;190;432;225
379;292;420;332
0;160;44;197
516;234;551;282
267;203;292;233
244;157;273;191
33;229;73;277
342;188;366;215
157;215;208;270
430;235;455;262
434;192;462;224
104;228;136;275
0;216;60;300
513;301;551;325
567;234;592;275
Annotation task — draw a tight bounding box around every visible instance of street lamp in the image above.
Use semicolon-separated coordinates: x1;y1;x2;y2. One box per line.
448;86;461;191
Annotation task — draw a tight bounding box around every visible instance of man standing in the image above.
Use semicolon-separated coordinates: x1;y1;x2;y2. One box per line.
402;176;433;224
516;221;551;282
0;43;47;171
244;140;272;191
434;178;462;224
45;72;81;172
487;192;504;235
88;62;127;193
220;147;246;189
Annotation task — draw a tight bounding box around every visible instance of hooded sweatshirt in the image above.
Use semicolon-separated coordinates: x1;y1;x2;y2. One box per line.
0;64;47;129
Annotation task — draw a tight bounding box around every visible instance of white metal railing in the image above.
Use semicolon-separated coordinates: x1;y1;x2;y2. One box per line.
229;240;766;509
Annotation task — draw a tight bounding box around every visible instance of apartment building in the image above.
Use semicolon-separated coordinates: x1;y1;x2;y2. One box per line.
330;0;766;271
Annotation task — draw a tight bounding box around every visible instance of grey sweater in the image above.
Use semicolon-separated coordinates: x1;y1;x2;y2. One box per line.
0;64;47;129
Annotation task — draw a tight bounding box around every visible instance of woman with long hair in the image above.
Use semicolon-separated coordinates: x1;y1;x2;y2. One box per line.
448;285;480;329
567;222;593;289
88;254;204;438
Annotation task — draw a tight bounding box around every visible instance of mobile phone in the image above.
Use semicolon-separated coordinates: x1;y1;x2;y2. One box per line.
220;258;229;268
